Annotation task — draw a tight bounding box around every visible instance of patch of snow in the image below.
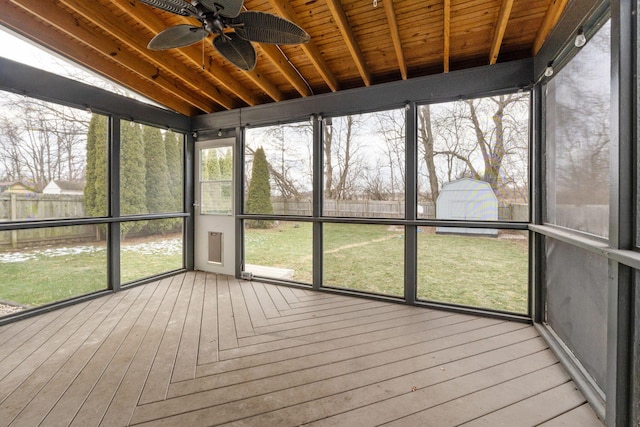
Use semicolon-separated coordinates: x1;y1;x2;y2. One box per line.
37;245;105;257
0;253;36;263
121;238;182;256
0;237;181;264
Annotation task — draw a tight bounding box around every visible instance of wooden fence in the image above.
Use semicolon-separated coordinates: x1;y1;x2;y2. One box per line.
272;199;529;221
0;194;94;248
1;193;532;249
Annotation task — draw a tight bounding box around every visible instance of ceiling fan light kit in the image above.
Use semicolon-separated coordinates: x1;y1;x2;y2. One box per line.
139;0;310;71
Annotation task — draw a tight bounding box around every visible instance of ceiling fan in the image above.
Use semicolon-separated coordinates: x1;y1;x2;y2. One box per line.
138;0;310;71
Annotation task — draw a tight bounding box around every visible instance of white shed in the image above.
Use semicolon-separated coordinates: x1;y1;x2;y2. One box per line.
42;180;85;195
435;178;498;236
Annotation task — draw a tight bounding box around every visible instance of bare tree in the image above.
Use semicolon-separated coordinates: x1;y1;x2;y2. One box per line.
324;115;366;200
0;116;24;181
245;121;313;201
418;94;529;204
418;104;440;201
374;109;405;199
0;93;90;187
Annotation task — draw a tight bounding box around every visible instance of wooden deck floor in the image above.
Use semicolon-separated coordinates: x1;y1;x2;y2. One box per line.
0;272;603;426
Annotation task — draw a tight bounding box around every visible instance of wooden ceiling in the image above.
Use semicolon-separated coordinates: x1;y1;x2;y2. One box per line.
0;0;568;116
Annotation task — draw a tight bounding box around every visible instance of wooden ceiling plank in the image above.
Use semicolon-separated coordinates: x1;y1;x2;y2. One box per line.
111;0;263;107
268;0;340;92
489;0;515;64
258;44;312;97
57;0;240;110
532;0;569;55
6;0;214;113
325;0;371;86
0;3;199;115
444;0;450;73
381;0;407;80
243;68;284;102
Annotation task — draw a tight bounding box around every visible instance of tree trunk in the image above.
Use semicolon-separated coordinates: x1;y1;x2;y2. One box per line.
323;120;334;199
418;105;440;202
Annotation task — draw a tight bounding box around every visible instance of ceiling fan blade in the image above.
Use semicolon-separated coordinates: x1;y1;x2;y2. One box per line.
233;11;310;45
137;0;198;17
198;0;243;18
213;33;257;71
148;25;208;50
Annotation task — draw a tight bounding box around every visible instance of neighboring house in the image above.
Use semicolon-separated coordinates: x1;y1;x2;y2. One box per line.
0;182;37;195
42;180;86;195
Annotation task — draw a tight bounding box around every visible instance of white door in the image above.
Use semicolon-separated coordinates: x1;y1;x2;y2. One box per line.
194;139;235;274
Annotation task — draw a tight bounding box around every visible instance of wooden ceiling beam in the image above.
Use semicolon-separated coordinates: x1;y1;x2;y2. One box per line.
111;0;263;107
443;0;450;73
61;0;241;110
532;0;569;55
258;44;312;97
3;1;203;115
382;0;407;80
325;0;371;86
268;0;339;92
241;65;284;102
489;0;514;64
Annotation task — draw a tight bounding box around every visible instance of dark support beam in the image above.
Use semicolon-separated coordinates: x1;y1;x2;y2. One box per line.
184;131;195;271
634;4;640;422
313;115;323;291
404;103;417;305
235;127;244;279
531;85;544;322
607;0;635;425
108;117;121;292
633;275;640;424
193;59;533;131
534;0;609;80
0;57;189;131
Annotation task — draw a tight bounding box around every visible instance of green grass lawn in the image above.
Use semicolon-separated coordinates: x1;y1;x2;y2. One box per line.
417;231;528;313
245;221;313;283
245;222;529;314
0;235;183;308
0;247;107;307
2;223;528;314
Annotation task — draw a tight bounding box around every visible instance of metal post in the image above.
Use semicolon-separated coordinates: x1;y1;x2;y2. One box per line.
108;116;121;292
184;130;195;271
235;127;244;278
405;102;417;305
531;84;545;323
313;114;323;291
606;1;634;425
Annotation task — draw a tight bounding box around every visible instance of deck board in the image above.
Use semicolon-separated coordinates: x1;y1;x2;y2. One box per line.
216;276;239;351
7;285;144;426
69;275;172;426
0;273;603;427
196;272;219;366
457;381;587;426
50;283;162;426
538;403;604;427
172;272;205;383
99;277;174;426
138;274;191;405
